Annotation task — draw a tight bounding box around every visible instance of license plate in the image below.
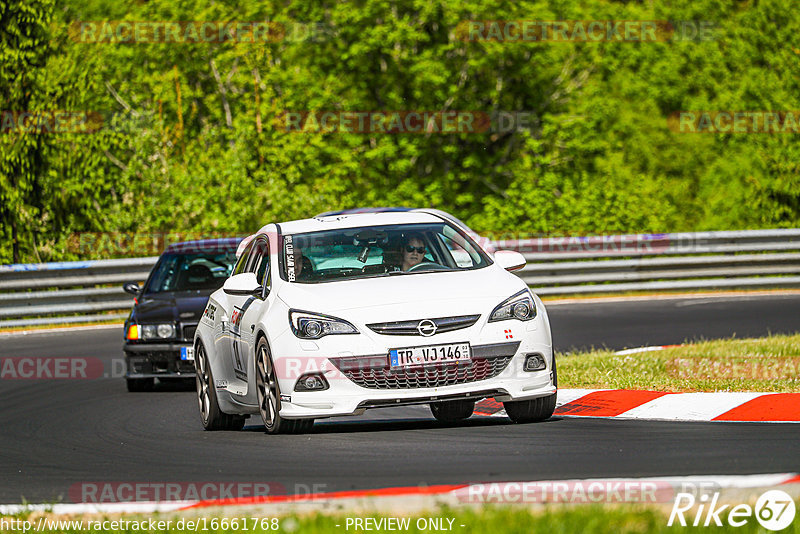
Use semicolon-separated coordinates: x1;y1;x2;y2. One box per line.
389;342;471;369
180;347;195;361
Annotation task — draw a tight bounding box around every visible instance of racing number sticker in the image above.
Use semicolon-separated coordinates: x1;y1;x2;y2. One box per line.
230;299;255;381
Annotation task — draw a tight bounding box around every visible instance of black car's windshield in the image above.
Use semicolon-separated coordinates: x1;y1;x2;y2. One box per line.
281;223;491;284
144;252;237;293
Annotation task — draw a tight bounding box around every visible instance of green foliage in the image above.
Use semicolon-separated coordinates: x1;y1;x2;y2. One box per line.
0;0;54;262
1;0;799;262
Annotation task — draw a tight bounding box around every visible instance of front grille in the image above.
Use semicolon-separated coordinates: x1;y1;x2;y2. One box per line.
329;341;519;390
128;351;195;374
367;315;481;336
182;324;197;341
341;357;512;389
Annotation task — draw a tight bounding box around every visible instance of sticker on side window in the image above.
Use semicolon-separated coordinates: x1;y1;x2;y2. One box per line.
285;235;296;282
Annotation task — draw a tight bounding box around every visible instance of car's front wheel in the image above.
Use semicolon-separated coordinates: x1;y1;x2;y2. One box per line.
195;343;245;431
430;399;475;423
503;354;557;424
255;337;313;435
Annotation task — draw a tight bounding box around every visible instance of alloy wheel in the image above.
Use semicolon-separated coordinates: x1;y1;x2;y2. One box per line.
256;343;279;429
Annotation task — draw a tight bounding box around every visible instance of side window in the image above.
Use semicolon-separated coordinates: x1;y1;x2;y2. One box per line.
439;234;477;268
251;239;270;286
232;241;255;276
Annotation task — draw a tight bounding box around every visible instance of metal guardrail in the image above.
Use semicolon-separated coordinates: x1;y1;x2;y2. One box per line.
504;229;800;295
0;257;157;327
0;229;798;327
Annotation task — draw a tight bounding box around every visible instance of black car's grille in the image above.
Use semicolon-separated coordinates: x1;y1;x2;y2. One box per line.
128;351;195;374
329;341;519;390
367;315;481;336
182;324;197;341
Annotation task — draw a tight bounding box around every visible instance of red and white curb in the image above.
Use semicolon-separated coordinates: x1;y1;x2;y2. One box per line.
2;473;798;516
474;389;800;422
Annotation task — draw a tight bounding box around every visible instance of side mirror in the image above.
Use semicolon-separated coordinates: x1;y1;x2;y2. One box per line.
494;250;526;272
223;272;263;296
122;282;140;295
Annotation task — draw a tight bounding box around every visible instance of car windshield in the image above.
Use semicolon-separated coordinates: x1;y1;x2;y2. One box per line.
144;251;237;293
281;223;491;284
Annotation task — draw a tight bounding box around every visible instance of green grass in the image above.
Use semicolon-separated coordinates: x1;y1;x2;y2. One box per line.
4;505;800;534
560;334;800;392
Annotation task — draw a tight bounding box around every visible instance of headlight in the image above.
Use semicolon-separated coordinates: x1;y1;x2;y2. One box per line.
489;289;536;322
289;310;359;339
127;323;176;340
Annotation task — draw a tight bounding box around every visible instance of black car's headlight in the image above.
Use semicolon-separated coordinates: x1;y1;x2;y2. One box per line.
289;310;358;339
488;289;536;322
126;323;176;340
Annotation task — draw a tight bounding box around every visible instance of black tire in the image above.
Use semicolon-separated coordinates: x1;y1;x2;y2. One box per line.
430;399;475;423
503;354;558;424
126;377;154;392
255;337;313;434
195;343;245;431
552;352;558;387
503;394;556;423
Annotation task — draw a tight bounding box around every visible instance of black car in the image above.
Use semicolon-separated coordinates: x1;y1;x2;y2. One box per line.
122;238;241;391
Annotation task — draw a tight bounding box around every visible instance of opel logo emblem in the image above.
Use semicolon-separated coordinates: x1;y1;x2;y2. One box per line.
417;319;437;337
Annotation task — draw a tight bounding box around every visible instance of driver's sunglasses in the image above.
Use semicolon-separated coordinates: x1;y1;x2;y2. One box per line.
405;245;426;254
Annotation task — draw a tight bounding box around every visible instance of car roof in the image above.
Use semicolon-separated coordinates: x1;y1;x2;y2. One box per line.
276;211;443;234
315;207;412;216
164;237;242;254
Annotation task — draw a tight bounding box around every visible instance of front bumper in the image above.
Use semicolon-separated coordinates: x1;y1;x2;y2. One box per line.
222;317;555;419
278;366;556;419
124;342;195;378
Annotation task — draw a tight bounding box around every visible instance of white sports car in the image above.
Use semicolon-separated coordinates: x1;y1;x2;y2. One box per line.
193;211;556;433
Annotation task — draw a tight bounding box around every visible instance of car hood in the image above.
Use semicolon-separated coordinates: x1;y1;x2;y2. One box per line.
133;292;210;323
276;267;526;322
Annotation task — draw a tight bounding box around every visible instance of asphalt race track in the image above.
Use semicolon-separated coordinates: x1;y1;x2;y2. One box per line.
1;294;799;504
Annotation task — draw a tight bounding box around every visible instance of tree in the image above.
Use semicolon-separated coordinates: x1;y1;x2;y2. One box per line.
0;0;54;263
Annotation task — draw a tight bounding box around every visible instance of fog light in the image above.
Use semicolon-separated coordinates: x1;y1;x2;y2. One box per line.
523;353;546;372
294;373;329;392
